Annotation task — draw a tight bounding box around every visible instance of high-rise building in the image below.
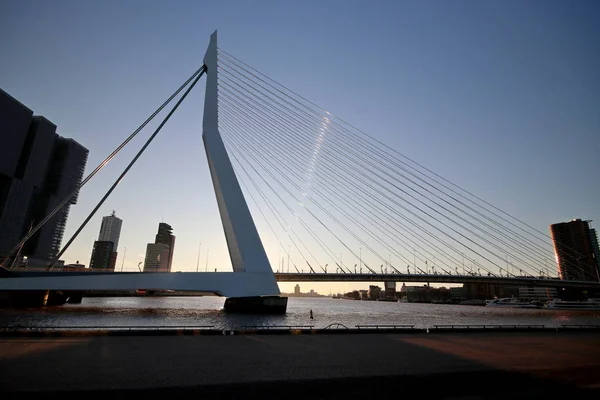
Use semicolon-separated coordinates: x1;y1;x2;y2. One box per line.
550;219;600;282
154;223;175;271
0;89;88;268
143;223;175;272
143;243;171;272
89;241;117;270
89;212;122;270
98;211;122;249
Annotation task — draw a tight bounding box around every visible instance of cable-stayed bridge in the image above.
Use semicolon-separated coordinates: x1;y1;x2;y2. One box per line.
1;31;599;311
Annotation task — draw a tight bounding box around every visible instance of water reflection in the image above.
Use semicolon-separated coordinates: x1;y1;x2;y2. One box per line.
1;297;599;329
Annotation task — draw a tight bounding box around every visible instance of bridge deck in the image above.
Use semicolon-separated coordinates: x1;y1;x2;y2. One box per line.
3;269;599;290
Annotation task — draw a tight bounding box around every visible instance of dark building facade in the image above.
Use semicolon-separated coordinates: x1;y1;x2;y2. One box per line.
0;89;88;267
550;219;600;282
154;222;175;271
143;223;175;272
89;241;117;270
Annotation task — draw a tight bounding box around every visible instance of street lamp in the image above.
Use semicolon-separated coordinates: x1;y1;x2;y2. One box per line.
359;247;362;271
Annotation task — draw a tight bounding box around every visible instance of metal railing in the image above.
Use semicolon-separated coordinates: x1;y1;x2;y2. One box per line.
0;325;215;331
560;324;600;329
323;323;349;330
239;325;314;330
2;323;600;335
356;324;416;330
431;324;546;329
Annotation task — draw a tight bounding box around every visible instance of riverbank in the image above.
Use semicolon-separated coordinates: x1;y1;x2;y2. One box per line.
1;332;599;399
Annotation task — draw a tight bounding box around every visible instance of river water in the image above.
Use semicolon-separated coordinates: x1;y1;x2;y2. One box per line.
1;297;599;329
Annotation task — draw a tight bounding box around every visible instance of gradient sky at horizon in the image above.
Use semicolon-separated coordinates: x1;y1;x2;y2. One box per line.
1;0;599;294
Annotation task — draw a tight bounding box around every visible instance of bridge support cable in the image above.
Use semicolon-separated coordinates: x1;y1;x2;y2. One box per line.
229;153;304;274
218;88;506;275
221;113;438;276
216;56;586;279
217;49;560;257
221;119;361;274
218;73;512;274
217;50;589;278
222;85;508;278
219;88;488;275
219;107;437;274
46;66;207;270
219;83;547;278
220;57;597;282
225;137;345;274
0;66;207;270
220;115;380;275
227;134;422;275
230;145;333;274
218;112;349;274
220;103;468;277
217;67;551;277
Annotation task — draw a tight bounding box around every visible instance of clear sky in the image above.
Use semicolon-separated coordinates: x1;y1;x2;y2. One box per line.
1;0;598;294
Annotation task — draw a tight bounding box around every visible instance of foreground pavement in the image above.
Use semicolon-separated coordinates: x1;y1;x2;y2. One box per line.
1;331;599;399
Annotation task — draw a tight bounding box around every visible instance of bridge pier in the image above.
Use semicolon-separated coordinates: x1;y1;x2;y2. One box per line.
0;289;77;308
224;296;288;314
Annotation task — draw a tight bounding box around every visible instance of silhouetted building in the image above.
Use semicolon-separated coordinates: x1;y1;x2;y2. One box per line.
294;284;300;295
89;212;122;270
401;284;452;303
89;241;117;270
143;243;171;272
384;281;396;299
0;89;88;268
143;223;175;272
368;285;381;300
463;282;501;300
154;222;175;271
550;219;600;282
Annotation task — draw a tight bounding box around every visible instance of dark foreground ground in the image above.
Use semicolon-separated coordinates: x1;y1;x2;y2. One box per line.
1;331;599;399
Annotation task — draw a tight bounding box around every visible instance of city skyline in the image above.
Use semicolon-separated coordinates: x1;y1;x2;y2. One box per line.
1;1;599;293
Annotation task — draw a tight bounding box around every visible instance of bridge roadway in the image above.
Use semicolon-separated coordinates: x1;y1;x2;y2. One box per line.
2;269;600;290
274;272;600;289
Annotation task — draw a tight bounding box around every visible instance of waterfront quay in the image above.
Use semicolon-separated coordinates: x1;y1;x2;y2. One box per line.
1;331;599;399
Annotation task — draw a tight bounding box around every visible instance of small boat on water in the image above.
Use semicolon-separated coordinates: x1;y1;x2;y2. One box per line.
544;298;600;311
485;298;540;308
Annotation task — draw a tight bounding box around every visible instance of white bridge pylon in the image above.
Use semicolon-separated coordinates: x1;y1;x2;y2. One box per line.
0;31;281;298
